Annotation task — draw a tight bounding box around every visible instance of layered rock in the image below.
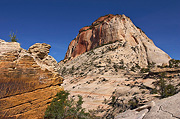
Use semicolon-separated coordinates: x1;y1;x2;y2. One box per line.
0;39;21;55
0;40;63;119
64;14;170;66
57;14;179;117
28;43;58;72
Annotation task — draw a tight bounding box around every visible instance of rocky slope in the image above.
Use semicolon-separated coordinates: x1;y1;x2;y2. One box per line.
115;91;180;119
58;14;180;117
64;14;170;66
0;39;63;119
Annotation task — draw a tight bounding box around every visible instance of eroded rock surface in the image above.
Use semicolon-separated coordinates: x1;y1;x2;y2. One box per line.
28;43;58;72
58;14;179;117
0;39;21;55
115;92;180;119
64;14;170;66
0;40;63;119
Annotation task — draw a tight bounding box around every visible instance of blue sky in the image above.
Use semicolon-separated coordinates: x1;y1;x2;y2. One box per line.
0;0;179;62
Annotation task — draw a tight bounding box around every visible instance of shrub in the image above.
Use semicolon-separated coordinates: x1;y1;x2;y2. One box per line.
69;65;75;74
140;68;149;73
61;67;66;75
150;88;158;94
135;64;141;69
130;66;136;72
9;31;18;42
44;90;94;119
128;97;139;110
119;65;125;69
147;62;156;69
113;64;118;72
120;59;124;64
169;59;180;68
156;74;177;98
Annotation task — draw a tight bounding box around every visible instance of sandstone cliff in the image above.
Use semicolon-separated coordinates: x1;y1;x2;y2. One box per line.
0;39;63;119
57;14;179;117
64;14;170;66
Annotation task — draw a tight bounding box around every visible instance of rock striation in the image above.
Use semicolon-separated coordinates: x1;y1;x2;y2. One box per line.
64;14;170;66
0;39;21;55
58;14;179;117
28;43;58;72
0;40;63;119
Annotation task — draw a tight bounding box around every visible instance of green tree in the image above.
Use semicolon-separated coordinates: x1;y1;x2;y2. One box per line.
159;78;167;98
9;31;18;42
157;73;177;98
44;90;95;119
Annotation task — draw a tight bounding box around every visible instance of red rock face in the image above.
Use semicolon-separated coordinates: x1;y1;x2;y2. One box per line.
64;14;170;66
64;14;115;60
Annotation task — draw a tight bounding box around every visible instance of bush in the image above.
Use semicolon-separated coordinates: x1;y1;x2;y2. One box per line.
128;97;139;110
140;68;149;73
135;64;141;69
169;59;180;68
44;90;94;119
61;67;66;75
156;74;177;98
113;64;118;72
130;66;135;72
9;31;18;42
150;88;158;94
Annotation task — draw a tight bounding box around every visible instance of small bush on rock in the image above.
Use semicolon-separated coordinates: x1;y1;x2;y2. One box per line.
9;31;18;42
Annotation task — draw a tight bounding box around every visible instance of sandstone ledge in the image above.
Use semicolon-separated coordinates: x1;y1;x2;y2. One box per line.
0;50;63;119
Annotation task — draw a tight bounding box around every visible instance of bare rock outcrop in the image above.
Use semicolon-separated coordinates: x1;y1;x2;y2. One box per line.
57;14;179;117
115;92;180;119
64;14;170;66
0;40;63;119
0;39;21;55
28;43;58;72
28;43;51;60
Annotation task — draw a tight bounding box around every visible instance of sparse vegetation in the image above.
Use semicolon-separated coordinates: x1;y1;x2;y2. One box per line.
69;65;75;74
169;59;180;68
147;62;156;69
44;90;96;119
107;58;111;64
140;68;150;73
156;59;180;68
9;31;18;42
113;64;118;72
158;78;177;98
130;66;136;72
101;90;141;118
151;73;177;98
135;64;141;69
120;59;124;64
61;67;66;75
87;50;95;56
150;88;158;94
128;97;139;110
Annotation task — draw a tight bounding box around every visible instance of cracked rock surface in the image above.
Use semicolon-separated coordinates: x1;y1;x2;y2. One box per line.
143;92;180;119
115;92;180;119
